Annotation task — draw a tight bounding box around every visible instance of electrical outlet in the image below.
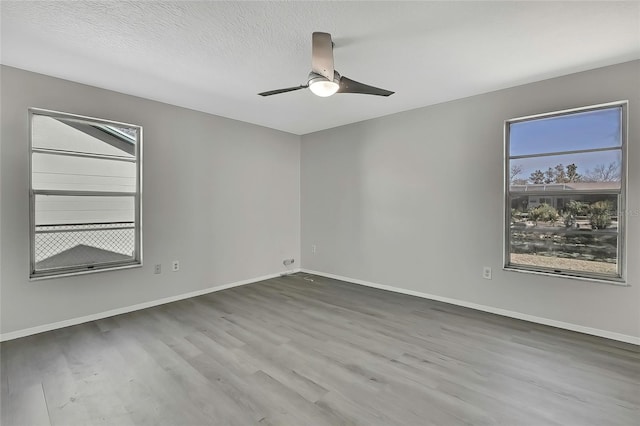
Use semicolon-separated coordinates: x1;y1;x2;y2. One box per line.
482;266;492;280
172;260;180;272
154;264;161;274
312;244;317;254
283;258;295;266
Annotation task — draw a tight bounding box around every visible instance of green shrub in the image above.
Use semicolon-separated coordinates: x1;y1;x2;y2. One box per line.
529;203;559;224
589;200;613;230
565;200;587;216
563;200;587;227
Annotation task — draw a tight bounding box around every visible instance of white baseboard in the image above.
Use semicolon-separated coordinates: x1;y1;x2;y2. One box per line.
0;268;301;342
301;269;640;346
5;267;637;346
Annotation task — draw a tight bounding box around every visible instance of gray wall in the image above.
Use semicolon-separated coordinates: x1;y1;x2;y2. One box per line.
301;61;640;339
2;62;639;340
0;66;301;335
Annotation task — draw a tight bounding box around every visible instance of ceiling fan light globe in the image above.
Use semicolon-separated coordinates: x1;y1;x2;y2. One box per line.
309;80;339;97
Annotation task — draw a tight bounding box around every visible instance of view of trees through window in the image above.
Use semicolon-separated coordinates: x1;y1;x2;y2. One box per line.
510;161;620;185
505;103;625;281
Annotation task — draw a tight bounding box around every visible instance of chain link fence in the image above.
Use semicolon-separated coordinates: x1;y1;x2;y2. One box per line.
35;222;135;268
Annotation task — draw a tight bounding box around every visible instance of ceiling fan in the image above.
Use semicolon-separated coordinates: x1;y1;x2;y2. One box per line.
258;32;394;98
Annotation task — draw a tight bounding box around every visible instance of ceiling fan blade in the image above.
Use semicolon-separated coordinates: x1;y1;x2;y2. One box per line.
338;76;394;97
258;85;308;97
312;32;334;80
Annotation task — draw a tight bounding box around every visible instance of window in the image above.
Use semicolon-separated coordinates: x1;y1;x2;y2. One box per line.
505;101;626;283
29;109;142;279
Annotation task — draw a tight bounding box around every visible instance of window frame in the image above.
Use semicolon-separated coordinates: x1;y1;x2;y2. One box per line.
29;108;143;280
503;101;627;285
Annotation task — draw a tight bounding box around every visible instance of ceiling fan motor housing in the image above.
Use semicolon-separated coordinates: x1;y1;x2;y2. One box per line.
307;70;341;86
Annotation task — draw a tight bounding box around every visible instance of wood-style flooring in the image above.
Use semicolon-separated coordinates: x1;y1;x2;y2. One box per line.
1;273;639;425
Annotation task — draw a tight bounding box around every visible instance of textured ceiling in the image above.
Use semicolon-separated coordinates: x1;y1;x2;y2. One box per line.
1;1;639;135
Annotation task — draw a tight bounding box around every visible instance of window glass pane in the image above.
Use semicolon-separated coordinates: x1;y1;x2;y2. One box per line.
510;194;618;227
35;222;135;271
509;107;621;157
35;194;134;225
32;152;136;192
509;150;621;189
32;115;136;158
30;109;141;278
509;229;618;276
509;193;618;276
506;102;625;282
102;125;137;140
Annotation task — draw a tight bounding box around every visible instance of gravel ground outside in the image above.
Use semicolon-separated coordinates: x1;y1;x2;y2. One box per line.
510;253;617;274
